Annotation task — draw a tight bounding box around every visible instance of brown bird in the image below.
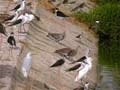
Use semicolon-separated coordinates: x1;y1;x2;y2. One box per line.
55;46;80;61
47;31;65;42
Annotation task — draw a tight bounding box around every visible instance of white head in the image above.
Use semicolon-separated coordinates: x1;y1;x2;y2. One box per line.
55;8;59;13
96;20;100;24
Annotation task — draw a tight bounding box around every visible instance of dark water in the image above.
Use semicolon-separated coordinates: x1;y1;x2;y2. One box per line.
96;46;120;90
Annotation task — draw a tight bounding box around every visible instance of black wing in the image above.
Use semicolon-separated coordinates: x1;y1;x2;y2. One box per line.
66;64;81;72
50;59;65;67
8;19;22;26
11;4;21;11
57;11;68;17
70;56;86;64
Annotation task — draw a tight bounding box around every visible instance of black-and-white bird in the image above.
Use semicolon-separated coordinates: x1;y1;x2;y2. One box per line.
46;31;65;42
0;23;7;36
8;12;39;26
11;0;26;12
3;11;19;23
89;20;100;30
50;59;65;68
54;8;69;19
74;57;93;82
7;32;16;48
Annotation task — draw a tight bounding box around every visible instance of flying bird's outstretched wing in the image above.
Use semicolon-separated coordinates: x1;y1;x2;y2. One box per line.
50;59;65;67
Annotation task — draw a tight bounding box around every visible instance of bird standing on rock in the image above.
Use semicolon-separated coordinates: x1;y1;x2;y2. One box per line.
21;52;32;77
54;8;69;19
3;11;19;23
46;31;65;42
11;0;26;12
7;32;16;48
55;46;80;61
74;57;93;82
8;12;39;32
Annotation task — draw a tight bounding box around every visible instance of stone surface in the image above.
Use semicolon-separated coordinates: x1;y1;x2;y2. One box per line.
41;0;95;14
0;0;98;90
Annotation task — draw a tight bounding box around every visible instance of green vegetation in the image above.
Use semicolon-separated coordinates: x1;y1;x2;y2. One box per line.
96;0;120;5
73;2;120;67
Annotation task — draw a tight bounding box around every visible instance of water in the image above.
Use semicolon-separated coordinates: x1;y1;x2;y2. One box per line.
96;46;120;90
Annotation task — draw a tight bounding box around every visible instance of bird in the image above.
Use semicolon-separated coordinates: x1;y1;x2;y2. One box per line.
8;13;39;32
8;12;39;26
3;11;19;23
7;32;16;48
11;0;26;12
84;82;89;90
21;52;32;77
76;33;82;38
50;59;65;68
22;10;40;21
89;20;100;30
46;31;65;42
54;8;69;19
0;23;7;36
55;46;80;61
74;57;93;82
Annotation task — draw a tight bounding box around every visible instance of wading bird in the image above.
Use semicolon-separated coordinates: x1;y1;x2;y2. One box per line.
55;46;80;61
21;52;32;77
54;8;68;19
11;0;26;12
74;56;93;82
46;31;65;42
8;12;39;32
3;11;19;23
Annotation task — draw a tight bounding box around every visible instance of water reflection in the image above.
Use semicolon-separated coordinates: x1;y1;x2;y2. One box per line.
97;46;120;90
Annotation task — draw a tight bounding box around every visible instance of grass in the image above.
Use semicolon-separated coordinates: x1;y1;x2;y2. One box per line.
73;2;120;68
